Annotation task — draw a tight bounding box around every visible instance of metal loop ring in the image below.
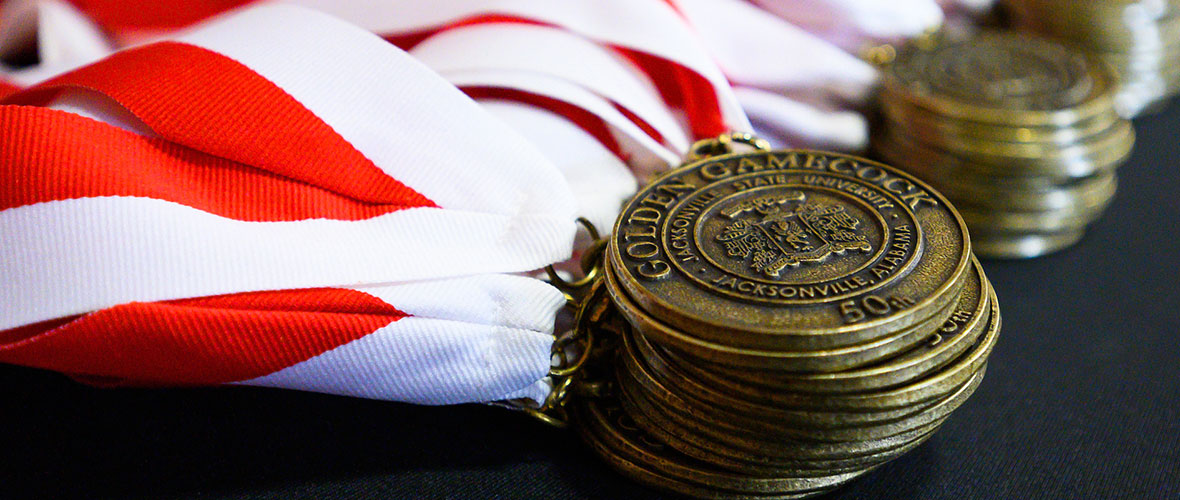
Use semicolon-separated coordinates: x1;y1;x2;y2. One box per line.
520;406;567;428
549;282;604;377
862;43;898;67
544;217;604;293
545;265;600;293
687;132;771;161
576;216;600;241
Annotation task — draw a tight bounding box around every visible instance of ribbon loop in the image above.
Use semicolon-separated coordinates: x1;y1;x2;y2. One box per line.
0;4;578;405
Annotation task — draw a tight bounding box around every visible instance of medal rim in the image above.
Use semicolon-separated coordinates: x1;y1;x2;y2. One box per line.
607;149;973;348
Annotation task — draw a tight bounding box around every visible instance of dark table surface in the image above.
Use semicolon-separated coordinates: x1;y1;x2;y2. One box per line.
2;101;1178;500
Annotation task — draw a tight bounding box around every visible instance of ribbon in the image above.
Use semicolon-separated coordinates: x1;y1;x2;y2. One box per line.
287;0;749;143
671;0;878;150
0;5;576;405
4;1;990;154
752;0;946;51
0;76;18;98
5;0;960;152
317;1;753;230
14;0;749;142
407;20;699;231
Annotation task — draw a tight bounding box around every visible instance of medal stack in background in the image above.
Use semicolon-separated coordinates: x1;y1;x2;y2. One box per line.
574;150;1001;499
872;32;1134;258
1002;0;1180;117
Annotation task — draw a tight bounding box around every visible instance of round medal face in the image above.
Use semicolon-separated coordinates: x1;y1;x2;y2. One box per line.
608;150;970;351
672;180;910;306
881;32;1115;126
900;33;1093;109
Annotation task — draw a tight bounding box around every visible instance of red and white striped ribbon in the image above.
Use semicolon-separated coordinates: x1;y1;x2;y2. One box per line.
0;5;576;405
0;2;765;405
21;0;750;141
292;0;750;231
6;1;982;154
405;17;717;231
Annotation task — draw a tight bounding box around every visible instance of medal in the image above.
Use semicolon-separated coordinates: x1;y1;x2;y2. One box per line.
528;136;1001;499
1002;0;1180;117
872;31;1132;258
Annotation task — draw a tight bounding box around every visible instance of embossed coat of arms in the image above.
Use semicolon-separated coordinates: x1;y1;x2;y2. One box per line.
715;191;872;278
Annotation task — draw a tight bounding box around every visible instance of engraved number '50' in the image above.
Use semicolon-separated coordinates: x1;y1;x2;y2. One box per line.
839;295;916;323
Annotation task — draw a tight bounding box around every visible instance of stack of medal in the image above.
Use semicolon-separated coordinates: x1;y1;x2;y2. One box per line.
872;31;1134;258
573;146;1001;499
1002;0;1180;117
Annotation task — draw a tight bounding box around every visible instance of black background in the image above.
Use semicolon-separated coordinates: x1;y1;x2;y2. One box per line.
1;101;1178;500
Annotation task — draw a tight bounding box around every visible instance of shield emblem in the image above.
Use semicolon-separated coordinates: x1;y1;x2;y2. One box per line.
716;192;872;278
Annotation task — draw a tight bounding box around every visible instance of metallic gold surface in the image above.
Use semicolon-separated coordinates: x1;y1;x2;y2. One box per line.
874;121;1132;180
693;260;991;394
618;326;988;443
892;117;1133;163
1003;0;1180;117
879;97;1122;146
615;366;953;469
605;255;958;372
872;30;1132;258
968;229;1087;259
909;170;1117;213
608;150;971;351
956;199;1110;234
571;144;1000;499
573;395;847;499
880;31;1115;125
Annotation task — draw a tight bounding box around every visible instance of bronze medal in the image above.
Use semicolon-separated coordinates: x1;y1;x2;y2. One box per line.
532;136;1002;499
872;30;1132;258
608;149;971;352
1003;0;1180;116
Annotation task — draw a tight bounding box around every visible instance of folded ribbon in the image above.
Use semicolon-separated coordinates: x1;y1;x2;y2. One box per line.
0;5;576;405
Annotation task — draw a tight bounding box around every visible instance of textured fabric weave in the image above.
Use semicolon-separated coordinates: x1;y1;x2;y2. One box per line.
0;5;575;405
